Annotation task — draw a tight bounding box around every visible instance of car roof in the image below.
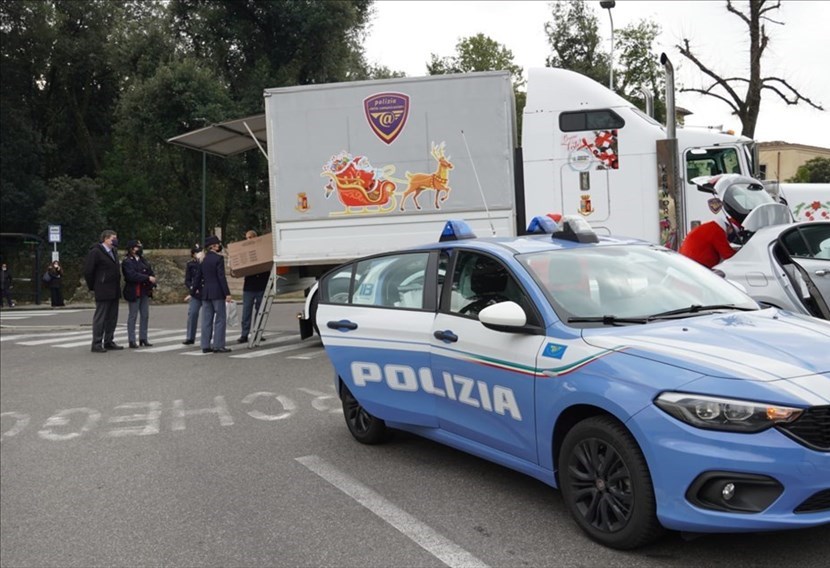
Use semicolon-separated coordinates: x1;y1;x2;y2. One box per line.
412;233;651;256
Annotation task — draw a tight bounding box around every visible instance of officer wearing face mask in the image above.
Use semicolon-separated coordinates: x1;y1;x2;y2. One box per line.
199;235;232;353
122;239;157;348
84;229;123;353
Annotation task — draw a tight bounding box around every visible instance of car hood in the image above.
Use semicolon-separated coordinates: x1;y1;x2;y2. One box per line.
581;308;830;382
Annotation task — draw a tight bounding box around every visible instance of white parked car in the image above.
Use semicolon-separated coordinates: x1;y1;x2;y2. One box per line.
716;220;830;319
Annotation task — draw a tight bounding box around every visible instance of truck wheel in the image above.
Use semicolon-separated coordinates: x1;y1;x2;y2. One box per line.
341;384;387;444
559;416;663;549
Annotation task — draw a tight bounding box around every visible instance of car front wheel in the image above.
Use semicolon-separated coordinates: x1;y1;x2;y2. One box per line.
559;416;663;549
341;384;388;444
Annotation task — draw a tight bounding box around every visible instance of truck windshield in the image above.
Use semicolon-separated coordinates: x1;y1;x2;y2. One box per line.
685;147;742;179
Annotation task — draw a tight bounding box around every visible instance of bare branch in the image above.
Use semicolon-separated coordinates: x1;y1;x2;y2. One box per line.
726;0;750;25
679;87;741;114
759;0;782;17
676;38;744;107
761;77;825;110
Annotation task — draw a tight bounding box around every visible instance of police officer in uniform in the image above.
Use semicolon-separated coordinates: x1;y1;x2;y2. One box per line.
199;235;232;353
83;230;123;353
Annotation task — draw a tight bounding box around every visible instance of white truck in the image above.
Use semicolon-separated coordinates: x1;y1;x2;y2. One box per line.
169;61;802;336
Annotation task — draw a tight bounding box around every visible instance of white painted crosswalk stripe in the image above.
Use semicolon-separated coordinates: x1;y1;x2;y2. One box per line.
1;330;91;343
287;349;327;360
229;339;306;359
0;309;84;321
2;325;326;361
55;329;183;348
18;330;107;346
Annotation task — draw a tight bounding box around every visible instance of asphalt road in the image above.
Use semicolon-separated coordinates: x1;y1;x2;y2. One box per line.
1;303;828;567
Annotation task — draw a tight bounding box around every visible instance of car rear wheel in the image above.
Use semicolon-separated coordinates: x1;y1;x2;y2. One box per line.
559;416;663;549
341;384;387;444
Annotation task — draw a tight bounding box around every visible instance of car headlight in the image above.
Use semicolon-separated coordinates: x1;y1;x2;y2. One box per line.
654;392;802;433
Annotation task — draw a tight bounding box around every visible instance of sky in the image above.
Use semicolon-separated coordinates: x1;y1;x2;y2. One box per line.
363;0;830;148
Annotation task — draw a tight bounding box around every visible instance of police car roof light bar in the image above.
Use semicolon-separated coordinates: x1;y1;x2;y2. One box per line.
526;215;560;234
439;219;477;242
552;216;599;243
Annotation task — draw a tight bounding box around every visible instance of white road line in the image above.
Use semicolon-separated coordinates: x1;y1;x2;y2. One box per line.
53;329;182;348
1;330;91;342
296;455;489;568
139;338;202;353
229;340;306;359
18;331;113;346
287;349;327;360
0;309;82;316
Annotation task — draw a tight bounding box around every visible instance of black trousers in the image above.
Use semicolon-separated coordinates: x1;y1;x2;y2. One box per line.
91;299;119;347
50;287;64;307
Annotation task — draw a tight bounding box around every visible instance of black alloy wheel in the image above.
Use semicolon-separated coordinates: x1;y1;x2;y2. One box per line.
559;416;663;549
341;384;388;444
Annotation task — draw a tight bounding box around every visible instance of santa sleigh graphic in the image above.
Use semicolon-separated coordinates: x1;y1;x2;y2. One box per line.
321;153;397;216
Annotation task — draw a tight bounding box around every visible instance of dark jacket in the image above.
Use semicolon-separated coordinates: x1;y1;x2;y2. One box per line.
83;243;121;301
199;250;230;300
46;266;63;289
1;268;11;290
243;270;270;292
122;255;155;302
185;258;202;299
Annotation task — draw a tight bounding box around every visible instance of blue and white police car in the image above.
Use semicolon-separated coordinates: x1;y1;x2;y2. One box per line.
315;216;830;549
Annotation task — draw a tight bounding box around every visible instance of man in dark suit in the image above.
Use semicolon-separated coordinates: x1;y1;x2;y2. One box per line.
83;229;123;353
199;235;232;353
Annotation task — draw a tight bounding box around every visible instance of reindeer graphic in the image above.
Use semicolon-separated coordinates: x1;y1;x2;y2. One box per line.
400;142;453;211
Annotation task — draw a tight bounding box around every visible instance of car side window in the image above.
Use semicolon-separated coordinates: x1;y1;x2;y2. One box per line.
447;251;532;319
320;264;353;304
781;224;830;260
349;252;430;309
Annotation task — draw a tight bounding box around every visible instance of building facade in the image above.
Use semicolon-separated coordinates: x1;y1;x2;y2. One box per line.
758;141;830;181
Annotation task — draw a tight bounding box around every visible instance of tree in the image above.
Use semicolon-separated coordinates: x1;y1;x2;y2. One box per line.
787;157;830;183
428;33;524;88
543;1;664;121
677;0;824;139
101;58;238;247
614;19;666;123
0;0;56;233
37;176;106;259
544;0;609;86
169;0;373;113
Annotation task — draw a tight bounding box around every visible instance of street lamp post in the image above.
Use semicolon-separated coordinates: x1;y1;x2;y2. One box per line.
600;0;616;91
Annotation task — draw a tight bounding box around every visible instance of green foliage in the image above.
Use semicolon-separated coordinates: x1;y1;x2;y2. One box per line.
38;176;106;259
1;0;376;248
544;0;664;120
169;0;373;112
428;33;524;88
614;19;665;123
787;157;830;183
0;0;55;233
544;0;610;85
100;58;238;247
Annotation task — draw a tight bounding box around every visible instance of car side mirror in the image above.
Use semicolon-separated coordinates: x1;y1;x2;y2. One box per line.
478;301;541;334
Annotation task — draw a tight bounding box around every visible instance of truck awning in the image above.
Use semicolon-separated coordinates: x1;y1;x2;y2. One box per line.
166;114;266;158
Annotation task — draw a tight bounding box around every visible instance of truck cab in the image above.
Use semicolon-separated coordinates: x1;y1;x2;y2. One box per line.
521;67;756;244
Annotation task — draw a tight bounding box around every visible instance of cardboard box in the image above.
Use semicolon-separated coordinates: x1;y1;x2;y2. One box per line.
226;234;273;277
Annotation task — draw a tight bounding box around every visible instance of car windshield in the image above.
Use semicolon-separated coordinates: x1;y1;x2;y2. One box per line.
518;245;758;325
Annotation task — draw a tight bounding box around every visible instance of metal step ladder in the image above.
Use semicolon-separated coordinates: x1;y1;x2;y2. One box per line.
249;263;278;348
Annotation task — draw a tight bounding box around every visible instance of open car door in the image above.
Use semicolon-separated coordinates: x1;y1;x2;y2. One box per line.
775;222;830;319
